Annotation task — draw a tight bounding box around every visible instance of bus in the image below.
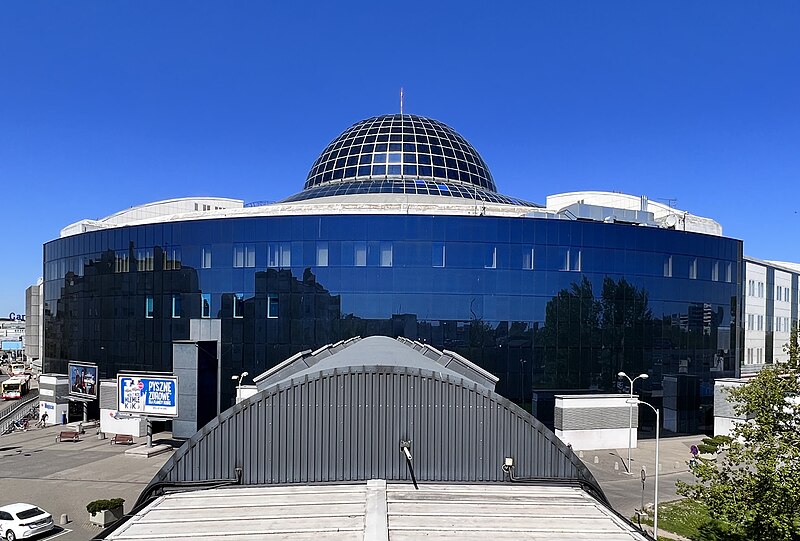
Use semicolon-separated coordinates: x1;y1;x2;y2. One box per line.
1;376;30;400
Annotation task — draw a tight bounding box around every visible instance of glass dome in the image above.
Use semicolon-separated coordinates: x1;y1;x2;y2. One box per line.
304;114;497;192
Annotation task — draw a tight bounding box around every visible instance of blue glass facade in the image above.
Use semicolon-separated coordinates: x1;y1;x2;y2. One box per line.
43;214;742;433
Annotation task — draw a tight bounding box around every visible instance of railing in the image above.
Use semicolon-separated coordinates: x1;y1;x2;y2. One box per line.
0;390;40;434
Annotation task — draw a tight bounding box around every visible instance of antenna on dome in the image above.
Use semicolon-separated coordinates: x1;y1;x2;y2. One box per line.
400;87;404;115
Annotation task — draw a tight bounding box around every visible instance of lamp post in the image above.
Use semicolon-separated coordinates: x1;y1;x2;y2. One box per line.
231;372;249;404
231;371;249;387
627;398;659;540
617;371;648;474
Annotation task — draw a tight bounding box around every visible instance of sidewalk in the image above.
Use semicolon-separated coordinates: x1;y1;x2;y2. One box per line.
0;424;174;540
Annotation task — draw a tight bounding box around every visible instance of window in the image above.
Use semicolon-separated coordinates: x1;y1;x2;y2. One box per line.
522;247;534;270
725;262;732;283
711;261;719;282
432;243;445;267
201;294;211;318
758;282;764;298
688;258;697;280
233;294;244;318
748;280;755;296
561;248;581;272
145;296;154;318
137;249;154;271
354;242;367;267
234;244;256;268
757;315;763;331
171;294;182;318
316;242;329;267
114;251;129;273
746;348;753;364
747;314;754;331
202;246;212;269
663;256;672;278
757;348;762;363
380;242;393;267
163;247;182;270
484;246;496;269
268;243;291;268
776;317;782;333
267;294;279;319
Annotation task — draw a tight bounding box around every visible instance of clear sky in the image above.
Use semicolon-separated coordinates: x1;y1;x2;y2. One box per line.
1;2;799;314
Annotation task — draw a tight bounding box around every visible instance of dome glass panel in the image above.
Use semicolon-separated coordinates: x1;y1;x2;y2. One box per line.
304;114;497;192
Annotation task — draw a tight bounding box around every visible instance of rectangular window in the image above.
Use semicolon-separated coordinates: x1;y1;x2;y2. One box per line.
137;249;154;271
748;280;754;296
432;243;445;268
570;249;582;272
757;348;762;363
747;348;753;364
316;242;329;267
485;246;497;269
201;294;211;319
380;242;393;267
115;251;129;273
689;258;697;280
233;294;244;318
663;256;672;278
171;294;182;318
747;314;754;330
725;262;732;283
267;294;279;319
234;244;256;268
268;243;290;268
163;247;182;270
522;247;534;270
354;242;367;267
758;282;764;298
776;317;782;332
145;296;154;319
202;246;212;269
711;261;719;282
757;315;763;331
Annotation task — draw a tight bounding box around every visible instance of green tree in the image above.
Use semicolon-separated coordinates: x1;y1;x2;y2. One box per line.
678;324;800;540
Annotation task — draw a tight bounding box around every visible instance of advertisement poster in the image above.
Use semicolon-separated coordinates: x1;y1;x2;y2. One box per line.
117;375;178;417
68;362;98;399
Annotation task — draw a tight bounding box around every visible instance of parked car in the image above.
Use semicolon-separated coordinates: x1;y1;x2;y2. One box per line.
0;503;55;540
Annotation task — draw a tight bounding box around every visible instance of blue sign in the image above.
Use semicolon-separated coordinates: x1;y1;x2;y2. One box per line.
117;375;178;417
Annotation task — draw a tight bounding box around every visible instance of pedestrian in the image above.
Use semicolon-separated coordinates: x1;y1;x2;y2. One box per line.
38;411;49;428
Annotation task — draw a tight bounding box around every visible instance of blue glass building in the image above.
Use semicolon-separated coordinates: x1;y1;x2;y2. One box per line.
43;114;742;435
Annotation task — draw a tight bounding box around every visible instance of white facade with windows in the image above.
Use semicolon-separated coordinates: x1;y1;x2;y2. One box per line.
742;257;799;371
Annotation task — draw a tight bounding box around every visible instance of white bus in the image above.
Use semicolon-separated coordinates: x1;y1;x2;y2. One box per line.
1;376;30;400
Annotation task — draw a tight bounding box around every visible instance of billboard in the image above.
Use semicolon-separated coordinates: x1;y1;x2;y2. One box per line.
117;374;178;417
68;362;98;399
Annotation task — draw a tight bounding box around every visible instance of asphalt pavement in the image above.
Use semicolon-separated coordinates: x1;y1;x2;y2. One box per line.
580;434;703;531
0;424;173;540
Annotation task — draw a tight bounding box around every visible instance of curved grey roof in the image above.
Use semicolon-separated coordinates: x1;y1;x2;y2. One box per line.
144;363;602;497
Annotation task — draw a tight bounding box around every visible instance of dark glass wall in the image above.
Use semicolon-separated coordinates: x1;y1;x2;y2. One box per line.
43;214;742;433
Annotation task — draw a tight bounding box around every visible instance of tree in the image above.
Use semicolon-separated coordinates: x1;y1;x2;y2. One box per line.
678;325;800;540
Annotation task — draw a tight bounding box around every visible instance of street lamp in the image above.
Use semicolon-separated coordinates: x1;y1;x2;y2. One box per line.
231;371;249;387
627;398;660;540
618;371;648;474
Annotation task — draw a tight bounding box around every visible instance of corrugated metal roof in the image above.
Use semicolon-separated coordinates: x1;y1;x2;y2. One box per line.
104;482;649;540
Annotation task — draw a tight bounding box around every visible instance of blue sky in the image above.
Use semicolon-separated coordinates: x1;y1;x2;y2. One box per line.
1;2;799;314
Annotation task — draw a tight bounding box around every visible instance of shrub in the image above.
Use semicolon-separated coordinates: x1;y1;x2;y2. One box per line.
86;498;124;514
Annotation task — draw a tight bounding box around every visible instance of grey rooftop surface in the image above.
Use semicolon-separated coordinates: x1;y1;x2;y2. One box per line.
105;481;649;541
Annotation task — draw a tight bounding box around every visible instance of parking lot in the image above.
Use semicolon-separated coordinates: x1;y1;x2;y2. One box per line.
0;424;173;540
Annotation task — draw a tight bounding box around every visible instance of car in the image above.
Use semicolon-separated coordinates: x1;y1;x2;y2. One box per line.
0;503;55;540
